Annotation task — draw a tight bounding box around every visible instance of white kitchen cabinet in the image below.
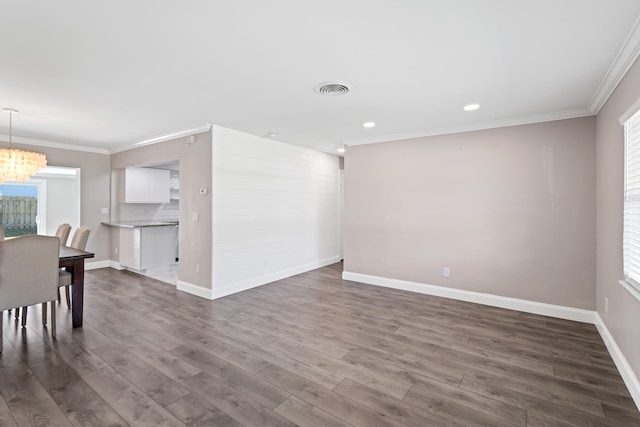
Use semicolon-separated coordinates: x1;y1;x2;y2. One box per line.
119;225;178;272
119;227;141;270
125;167;170;203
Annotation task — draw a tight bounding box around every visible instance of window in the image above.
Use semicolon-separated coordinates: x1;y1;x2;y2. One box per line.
0;166;80;240
0;182;44;238
623;108;640;300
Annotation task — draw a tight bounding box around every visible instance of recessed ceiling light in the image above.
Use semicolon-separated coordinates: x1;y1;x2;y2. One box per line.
267;132;278;138
363;121;376;128
337;148;345;153
463;104;480;111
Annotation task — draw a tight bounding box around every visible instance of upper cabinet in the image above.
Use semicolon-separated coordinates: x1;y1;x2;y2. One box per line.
125;167;170;203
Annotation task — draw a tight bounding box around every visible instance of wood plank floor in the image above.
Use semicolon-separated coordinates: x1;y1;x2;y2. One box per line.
1;262;639;426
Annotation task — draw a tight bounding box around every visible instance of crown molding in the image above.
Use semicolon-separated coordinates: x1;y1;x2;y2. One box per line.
343;108;594;147
588;15;640;114
0;134;110;154
1;123;214;155
109;124;212;154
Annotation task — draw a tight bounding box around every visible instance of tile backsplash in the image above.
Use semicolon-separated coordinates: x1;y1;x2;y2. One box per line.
117;200;179;222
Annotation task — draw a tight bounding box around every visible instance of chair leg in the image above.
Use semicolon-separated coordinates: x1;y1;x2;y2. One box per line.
51;301;56;339
65;286;71;309
21;307;27;327
15;308;19;320
42;303;47;326
57;287;61;302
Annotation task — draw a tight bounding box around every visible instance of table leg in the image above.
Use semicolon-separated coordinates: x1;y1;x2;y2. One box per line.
71;259;85;328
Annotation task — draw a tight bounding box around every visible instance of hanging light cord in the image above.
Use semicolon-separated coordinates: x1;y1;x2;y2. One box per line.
8;109;12;148
2;108;18;149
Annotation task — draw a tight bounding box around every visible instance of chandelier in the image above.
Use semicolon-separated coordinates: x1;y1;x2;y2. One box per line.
0;108;47;183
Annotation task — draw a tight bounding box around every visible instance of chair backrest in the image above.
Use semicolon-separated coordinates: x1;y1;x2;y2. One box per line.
0;235;60;311
54;223;71;246
69;226;91;250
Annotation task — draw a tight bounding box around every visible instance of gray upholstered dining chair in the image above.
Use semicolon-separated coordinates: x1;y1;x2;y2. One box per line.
59;226;91;309
54;223;71;246
54;223;71;305
0;235;60;352
19;223;73;323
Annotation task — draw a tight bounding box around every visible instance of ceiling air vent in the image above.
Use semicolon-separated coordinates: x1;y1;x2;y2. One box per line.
315;82;351;96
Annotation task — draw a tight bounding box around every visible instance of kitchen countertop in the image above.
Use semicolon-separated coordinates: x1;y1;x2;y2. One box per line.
101;220;179;228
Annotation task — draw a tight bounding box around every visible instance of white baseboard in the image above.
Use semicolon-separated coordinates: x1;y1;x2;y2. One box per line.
177;280;214;300
85;260;112;271
342;271;596;324
212;256;342;300
594;313;640;411
109;261;126;270
97;260;125;270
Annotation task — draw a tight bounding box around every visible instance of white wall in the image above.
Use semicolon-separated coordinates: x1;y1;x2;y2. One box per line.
211;125;340;298
42;174;80;236
25;168;81;237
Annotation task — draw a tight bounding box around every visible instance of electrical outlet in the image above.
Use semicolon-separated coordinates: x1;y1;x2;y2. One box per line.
115;247;118;255
442;267;450;278
195;264;200;275
605;297;609;313
192;213;199;222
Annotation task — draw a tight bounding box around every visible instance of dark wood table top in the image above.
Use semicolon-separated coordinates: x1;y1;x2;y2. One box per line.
59;245;95;260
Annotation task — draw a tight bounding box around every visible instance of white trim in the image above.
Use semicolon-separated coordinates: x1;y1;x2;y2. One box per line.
594;313;640;411
0;134;110;154
342;271;596;323
107;261;125;270
85;260;112;270
109;124;212;154
619;279;640;304
213;256;342;300
177;280;214;300
92;261;125;270
619;97;640;126
343;108;593;147
590;14;640;114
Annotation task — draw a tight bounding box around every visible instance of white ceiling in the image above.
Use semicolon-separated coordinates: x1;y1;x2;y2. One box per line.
1;1;640;155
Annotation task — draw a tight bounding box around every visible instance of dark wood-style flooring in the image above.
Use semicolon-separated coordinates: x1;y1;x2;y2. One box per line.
1;263;639;426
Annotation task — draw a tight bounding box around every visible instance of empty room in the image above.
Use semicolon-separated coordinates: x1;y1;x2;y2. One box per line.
0;1;639;426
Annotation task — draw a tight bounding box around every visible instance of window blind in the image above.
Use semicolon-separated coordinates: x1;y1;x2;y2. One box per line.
623;109;640;291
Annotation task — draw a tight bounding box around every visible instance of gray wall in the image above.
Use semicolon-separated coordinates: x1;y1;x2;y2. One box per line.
596;55;640;382
344;116;597;309
110;131;212;289
12;143;111;262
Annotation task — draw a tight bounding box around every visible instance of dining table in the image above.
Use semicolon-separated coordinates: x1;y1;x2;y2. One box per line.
59;245;95;328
